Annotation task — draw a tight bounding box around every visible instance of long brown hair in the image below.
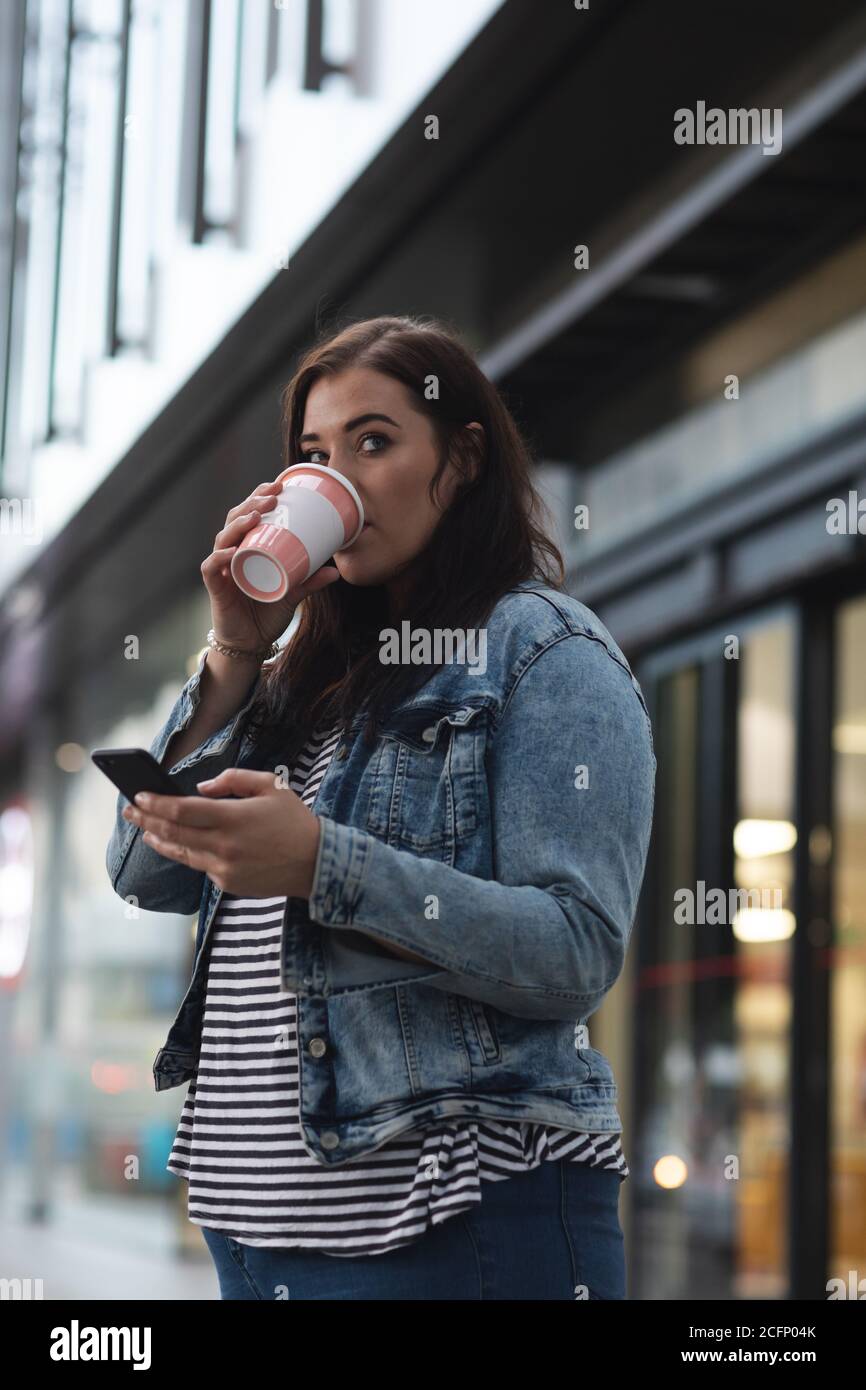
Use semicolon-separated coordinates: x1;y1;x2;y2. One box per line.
242;313;565;763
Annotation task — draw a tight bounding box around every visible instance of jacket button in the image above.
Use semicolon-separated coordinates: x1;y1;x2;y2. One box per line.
336;746;349;760
421;726;437;742
321;1131;340;1149
308;1037;327;1058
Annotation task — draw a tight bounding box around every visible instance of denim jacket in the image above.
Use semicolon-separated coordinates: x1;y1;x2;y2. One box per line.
105;580;656;1165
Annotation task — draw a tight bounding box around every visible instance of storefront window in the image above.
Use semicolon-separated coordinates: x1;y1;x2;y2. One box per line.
634;613;795;1299
633;662;702;1298
830;596;866;1281
733;619;795;1298
6;587;211;1249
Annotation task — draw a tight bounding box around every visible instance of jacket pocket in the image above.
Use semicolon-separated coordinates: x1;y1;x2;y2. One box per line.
365;703;489;857
457;995;501;1065
574;1045;615;1087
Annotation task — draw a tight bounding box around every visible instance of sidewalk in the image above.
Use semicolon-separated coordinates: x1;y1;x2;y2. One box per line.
0;1195;218;1301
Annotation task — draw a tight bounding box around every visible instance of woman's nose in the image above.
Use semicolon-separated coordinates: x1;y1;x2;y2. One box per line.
326;450;359;487
325;446;350;474
322;453;365;505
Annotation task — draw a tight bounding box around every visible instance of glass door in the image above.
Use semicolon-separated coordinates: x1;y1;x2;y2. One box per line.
631;607;796;1300
830;595;866;1285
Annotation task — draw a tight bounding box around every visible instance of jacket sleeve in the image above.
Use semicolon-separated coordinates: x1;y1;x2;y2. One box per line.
308;633;656;1021
105;649;265;914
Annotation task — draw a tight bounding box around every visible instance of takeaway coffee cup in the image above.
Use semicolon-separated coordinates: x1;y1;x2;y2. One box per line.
230;463;365;602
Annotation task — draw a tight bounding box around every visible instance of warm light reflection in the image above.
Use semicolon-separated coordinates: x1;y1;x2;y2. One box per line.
832;722;866;755
654;1154;688;1189
91;1062;139;1094
733;818;797;858
732;908;796;942
56;742;87;772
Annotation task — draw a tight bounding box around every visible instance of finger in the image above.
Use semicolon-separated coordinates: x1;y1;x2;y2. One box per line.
141;829;216;874
227;481;282;514
224;484;282;525
137;815;226;856
195;768;277;795
213;507;272;552
135;811;218;850
230;494;278;523
201;547;239;590
132;791;228;826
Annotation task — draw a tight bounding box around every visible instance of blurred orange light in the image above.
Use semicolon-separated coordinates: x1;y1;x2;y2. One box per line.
91;1061;138;1093
653;1153;688;1188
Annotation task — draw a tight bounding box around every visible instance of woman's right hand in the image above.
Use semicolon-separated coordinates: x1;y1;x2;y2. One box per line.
201;480;341;653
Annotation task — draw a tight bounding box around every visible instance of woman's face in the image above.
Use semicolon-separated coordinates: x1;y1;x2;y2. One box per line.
297;367;480;608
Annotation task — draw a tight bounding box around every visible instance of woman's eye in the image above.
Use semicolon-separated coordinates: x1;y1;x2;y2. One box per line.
359;433;388;454
298;436;386;463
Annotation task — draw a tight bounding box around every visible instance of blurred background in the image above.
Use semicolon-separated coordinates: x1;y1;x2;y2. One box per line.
0;0;864;1301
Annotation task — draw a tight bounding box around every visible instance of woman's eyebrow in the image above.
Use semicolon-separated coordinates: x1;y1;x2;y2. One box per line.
299;412;401;444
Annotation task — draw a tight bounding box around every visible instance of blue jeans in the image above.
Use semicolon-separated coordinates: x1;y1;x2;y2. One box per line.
200;1159;626;1300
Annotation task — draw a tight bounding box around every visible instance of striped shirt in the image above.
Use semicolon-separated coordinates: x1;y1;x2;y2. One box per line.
167;722;628;1256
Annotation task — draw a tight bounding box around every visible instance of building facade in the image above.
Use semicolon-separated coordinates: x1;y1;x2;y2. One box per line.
1;0;864;1297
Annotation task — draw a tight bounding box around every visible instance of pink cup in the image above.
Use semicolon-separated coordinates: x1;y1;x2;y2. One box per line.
230;463;364;603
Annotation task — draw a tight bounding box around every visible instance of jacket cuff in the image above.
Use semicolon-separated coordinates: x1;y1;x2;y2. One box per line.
308;815;373;926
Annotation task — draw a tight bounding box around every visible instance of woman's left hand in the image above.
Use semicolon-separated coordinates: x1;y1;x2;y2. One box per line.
121;768;322;897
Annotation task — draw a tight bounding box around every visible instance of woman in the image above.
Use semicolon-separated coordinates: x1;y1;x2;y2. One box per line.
108;314;656;1300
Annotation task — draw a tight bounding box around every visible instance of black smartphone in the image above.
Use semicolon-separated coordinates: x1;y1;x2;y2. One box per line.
91;747;192;803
